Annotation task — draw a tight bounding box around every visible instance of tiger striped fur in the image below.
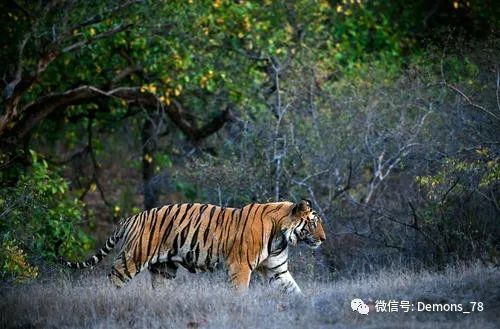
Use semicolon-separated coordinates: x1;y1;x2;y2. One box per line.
61;199;326;294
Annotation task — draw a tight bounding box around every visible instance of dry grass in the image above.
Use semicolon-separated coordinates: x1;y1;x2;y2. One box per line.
1;262;499;329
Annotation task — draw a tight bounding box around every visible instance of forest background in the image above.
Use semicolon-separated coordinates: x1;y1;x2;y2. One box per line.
0;0;499;284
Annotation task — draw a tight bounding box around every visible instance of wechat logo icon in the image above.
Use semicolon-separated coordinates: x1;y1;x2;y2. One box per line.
351;298;370;315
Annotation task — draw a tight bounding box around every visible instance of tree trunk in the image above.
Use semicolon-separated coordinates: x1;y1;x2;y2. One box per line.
141;117;158;210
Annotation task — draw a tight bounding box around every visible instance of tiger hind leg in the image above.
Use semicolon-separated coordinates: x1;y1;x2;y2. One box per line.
108;252;141;288
149;261;178;289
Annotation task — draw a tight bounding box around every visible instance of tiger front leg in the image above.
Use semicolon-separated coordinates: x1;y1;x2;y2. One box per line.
228;264;252;292
260;262;302;295
269;270;302;295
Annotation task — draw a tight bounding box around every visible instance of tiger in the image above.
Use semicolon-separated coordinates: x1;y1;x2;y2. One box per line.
60;199;326;294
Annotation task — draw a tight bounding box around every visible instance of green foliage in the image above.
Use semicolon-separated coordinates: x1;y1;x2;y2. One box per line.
175;181;198;201
0;151;93;282
0;238;38;283
416;147;499;200
155;153;173;172
415;148;499;262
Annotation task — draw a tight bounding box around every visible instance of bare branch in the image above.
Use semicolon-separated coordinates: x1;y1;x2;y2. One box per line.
47;145;90;165
364;107;430;204
63;24;132;53
70;0;144;31
440;81;500;121
86;116;112;208
11;1;36;20
110;64;143;87
170;99;232;142
440;176;460;206
3;34;30;99
3;85;231;146
291;177;328;220
333;162;352;199
496;66;500;113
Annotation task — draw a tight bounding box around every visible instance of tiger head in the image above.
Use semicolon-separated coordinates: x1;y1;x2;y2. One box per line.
283;200;326;249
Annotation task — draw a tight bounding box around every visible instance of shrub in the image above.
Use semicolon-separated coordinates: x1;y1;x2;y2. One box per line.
0;238;38;283
0;151;94;282
415;149;500;263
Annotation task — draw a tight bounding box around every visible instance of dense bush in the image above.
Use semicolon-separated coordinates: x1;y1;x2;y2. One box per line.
0;151;94;283
415;151;500;263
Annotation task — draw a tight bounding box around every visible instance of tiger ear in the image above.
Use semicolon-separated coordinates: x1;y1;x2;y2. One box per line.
292;199;311;216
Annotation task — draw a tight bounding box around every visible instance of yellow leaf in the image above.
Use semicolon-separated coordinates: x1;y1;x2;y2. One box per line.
243;16;251;31
174;84;182;96
147;84;157;94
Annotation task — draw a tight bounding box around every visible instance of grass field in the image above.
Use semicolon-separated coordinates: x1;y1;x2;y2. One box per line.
1;262;499;329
